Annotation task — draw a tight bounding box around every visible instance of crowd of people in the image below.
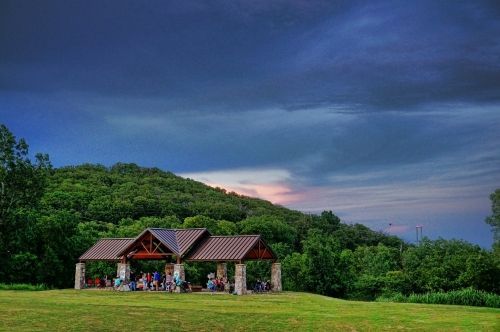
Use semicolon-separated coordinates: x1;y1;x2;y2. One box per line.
207;276;229;292
128;271;191;292
206;275;270;294
253;279;271;293
87;271;271;294
87;270;192;292
86;275;111;288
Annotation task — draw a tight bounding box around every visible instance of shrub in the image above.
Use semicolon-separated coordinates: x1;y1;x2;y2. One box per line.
0;283;49;291
376;288;500;308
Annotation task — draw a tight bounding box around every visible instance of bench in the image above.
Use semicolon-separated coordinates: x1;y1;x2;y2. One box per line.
191;285;203;292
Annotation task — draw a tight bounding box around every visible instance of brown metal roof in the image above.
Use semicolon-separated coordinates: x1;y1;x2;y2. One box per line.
186;235;277;261
79;229;276;263
79;238;134;261
174;228;209;255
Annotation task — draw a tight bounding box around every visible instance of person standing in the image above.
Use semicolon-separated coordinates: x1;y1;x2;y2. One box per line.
147;272;152;290
153;271;161;291
207;278;216;293
129;271;136;291
165;272;173;292
142;272;147;291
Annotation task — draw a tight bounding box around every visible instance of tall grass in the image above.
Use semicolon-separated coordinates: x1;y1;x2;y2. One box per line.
0;283;49;291
376;288;500;308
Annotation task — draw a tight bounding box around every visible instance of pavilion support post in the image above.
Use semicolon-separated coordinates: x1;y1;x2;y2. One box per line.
117;262;131;282
174;263;185;293
271;262;282;292
74;262;85;289
235;263;247;295
164;263;175;277
216;262;227;279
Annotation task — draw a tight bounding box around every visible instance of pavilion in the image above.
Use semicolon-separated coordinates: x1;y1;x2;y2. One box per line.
75;228;281;295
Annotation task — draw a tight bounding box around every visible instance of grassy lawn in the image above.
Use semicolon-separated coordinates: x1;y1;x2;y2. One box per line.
0;290;498;331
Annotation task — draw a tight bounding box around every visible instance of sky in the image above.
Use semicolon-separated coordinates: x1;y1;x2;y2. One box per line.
1;0;499;247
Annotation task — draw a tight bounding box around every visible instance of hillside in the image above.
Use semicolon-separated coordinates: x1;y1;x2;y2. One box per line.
41;163;400;248
42;163;304;224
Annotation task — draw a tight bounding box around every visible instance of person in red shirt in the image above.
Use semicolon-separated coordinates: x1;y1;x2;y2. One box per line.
146;272;152;290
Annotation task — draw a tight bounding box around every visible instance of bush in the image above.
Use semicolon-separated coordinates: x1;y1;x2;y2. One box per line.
0;283;49;291
351;275;386;300
376;288;500;308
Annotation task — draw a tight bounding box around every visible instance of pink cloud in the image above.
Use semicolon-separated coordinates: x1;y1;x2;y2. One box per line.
180;168;307;205
205;181;306;205
386;224;410;235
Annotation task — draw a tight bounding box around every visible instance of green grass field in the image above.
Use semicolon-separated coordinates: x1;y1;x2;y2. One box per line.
0;290;498;331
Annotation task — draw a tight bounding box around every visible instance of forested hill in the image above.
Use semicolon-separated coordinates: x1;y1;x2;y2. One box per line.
45;163;303;225
42;163;401;249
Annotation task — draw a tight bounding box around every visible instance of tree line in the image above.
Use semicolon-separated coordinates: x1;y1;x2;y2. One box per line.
1;124;498;299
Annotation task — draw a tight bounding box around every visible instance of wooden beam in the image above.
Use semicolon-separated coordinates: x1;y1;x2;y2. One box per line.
131;253;170;260
141;241;149;253
261;247;268;259
152;241;162;254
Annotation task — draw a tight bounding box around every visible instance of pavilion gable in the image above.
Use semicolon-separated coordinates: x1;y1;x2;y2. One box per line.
149;228;209;256
114;228;209;260
118;229;176;260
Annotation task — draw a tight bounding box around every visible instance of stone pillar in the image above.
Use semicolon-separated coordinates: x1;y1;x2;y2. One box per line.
271;262;282;292
216;262;227;279
173;263;185;293
74;262;85;289
174;264;185;280
117;262;131;282
165;263;175;277
235;263;247;295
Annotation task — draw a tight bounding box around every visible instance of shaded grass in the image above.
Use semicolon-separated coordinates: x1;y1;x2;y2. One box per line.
0;290;498;331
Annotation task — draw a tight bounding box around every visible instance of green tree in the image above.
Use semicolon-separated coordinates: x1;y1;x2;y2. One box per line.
402;238;499;293
353;244;400;277
239;215;296;246
350;244;401;299
182;215;218;233
215;220;237;235
112;216;181;238
486;189;500;248
486;189;500;241
34;211;82;287
0;124;50;282
301;229;351;297
0;124;50;224
282;252;309;291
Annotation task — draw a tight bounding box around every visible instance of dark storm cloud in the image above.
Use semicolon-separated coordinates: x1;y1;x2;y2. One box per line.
275;0;500;110
1;0;499;246
0;0;339;98
2;0;499;110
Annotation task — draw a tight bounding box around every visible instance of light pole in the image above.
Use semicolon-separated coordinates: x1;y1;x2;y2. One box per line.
415;225;423;245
